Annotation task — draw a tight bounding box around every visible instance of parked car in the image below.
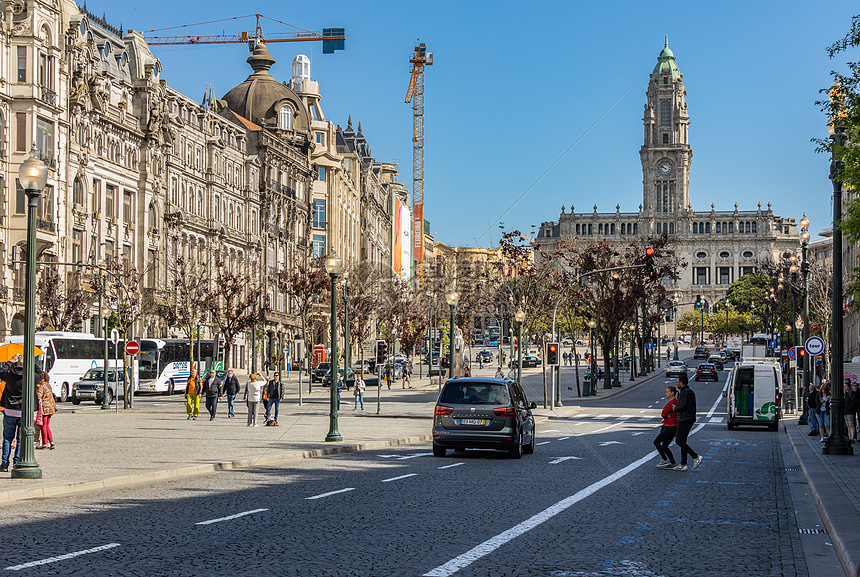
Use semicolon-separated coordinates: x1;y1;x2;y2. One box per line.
707;355;724;370
312;362;331;383
476;350;493;364
693;346;710;359
695;363;719;381
665;361;688;378
353;358;376;374
509;354;542;369
71;368;126;405
322;368;380;389
432;377;537;458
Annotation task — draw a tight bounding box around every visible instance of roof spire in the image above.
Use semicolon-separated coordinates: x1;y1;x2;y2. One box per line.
664;35;669;49
347;115;352;129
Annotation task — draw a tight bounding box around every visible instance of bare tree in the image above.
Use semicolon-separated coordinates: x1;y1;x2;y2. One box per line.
204;260;265;368
36;268;90;332
158;256;209;369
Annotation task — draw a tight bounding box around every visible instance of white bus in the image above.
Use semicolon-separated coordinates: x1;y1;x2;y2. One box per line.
2;332;124;402
138;339;215;395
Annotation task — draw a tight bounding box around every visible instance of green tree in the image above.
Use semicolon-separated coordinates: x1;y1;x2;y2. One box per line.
724;273;771;313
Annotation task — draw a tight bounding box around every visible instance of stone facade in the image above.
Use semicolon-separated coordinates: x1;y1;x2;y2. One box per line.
535;38;800;326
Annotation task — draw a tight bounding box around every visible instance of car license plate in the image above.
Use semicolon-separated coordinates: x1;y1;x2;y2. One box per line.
78;391;93;397
460;418;485;426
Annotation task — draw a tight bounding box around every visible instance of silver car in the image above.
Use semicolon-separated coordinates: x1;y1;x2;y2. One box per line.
71;368;126;405
665;361;688;378
433;378;537;458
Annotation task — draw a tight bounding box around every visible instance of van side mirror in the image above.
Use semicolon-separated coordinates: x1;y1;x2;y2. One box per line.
529;402;537;409
722;390;727;398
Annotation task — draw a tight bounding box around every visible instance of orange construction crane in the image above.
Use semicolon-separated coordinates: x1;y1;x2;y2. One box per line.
143;14;344;53
405;41;432;287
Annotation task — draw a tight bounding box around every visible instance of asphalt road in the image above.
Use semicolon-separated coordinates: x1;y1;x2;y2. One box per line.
0;357;843;576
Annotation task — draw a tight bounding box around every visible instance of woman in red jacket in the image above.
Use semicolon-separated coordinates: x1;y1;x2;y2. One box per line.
654;385;679;468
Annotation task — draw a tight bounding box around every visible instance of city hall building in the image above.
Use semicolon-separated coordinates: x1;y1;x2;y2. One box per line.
535;38;800;323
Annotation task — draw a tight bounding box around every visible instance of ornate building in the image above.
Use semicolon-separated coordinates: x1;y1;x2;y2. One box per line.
535;38;800;324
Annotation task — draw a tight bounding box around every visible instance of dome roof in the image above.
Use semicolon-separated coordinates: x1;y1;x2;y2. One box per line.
651;36;681;81
221;43;310;133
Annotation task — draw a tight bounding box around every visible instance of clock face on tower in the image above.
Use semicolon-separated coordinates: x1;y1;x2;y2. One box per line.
658;161;673;177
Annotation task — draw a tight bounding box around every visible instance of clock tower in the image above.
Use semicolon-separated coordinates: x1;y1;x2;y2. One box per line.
640;36;691;215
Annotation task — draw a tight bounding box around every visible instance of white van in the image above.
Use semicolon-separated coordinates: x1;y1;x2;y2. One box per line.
724;360;782;431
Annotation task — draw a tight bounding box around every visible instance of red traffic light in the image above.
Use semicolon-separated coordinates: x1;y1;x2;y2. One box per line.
549;345;557;352
645;247;655;256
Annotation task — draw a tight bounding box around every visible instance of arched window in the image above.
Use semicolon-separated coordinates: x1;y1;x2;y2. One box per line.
669;222;674;234
693;222;698;234
575;224;580;235
660;100;671;126
73;177;83;206
633;223;638;235
751;221;757;234
279;106;293;130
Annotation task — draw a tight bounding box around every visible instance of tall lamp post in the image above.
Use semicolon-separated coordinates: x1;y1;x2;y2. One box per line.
515;309;525;388
587;319;597;396
12;148;47;479
446;290;459;378
324;253;343;442
100;307;111;410
824;123;852;455
342;274;350;380
629;322;636;381
799;213;811;425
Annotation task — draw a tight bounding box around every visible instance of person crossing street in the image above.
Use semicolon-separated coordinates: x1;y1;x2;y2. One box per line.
671;373;703;471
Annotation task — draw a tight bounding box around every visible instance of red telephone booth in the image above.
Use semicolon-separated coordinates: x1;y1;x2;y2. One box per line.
313;344;326;367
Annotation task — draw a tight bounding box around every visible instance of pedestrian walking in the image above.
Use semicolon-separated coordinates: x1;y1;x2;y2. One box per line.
353;373;366;410
666;347;671;361
185;369;201;420
818;383;832;442
336;373;344;409
654;386;678;468
223;369;240;418
244;373;265;427
671;373;702;471
843;378;857;443
402;363;412;389
264;373;282;426
478;356;483;370
36;373;56;450
494;367;505;379
0;354;42;472
385;365;393;390
201;370;222;421
463;365;472;377
806;383;821;436
506;366;517;380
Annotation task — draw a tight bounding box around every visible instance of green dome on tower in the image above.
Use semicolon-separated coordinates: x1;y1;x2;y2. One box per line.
651;35;681;81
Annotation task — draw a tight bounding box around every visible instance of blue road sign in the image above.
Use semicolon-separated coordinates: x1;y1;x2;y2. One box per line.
788;347;797;361
805;336;825;356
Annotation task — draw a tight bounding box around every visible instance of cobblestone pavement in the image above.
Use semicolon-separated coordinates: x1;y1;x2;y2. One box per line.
0;357;838;576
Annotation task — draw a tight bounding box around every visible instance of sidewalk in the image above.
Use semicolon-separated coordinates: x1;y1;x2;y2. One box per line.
784;421;860;577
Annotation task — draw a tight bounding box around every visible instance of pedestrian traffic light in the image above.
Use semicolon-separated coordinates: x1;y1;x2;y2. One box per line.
797;346;805;366
376;340;388;365
644;247;655;272
546;342;559;366
695;295;702;308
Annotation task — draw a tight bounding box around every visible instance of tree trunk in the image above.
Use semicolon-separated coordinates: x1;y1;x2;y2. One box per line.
602;341;613;389
573;343;581;396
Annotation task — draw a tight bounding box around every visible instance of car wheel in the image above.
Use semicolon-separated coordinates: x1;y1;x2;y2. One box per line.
523;433;535;455
71;398;81;406
60;384;69;403
167;380;175;396
509;433;523;459
432;443;447;457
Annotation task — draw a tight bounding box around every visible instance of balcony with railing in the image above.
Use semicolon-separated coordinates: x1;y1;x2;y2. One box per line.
12;288;25;302
40;88;57;106
37;153;56;170
37;219;56;233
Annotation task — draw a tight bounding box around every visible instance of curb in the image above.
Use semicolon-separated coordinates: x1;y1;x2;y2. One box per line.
783;422;860;577
0;435;433;506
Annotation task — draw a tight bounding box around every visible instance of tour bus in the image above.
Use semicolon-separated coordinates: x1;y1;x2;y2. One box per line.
1;332;124;402
138;339;215;395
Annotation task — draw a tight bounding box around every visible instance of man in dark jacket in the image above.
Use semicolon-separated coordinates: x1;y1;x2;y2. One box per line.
0;354;42;472
264;373;283;426
201;370;222;421
671;373;703;471
806;384;821;436
222;370;240;418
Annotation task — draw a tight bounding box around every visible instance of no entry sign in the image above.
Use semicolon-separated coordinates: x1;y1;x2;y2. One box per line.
125;340;140;355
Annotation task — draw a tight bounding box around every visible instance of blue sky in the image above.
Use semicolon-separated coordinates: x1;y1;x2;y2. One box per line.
92;0;856;247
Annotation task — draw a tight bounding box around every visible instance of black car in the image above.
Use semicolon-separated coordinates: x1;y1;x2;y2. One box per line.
707;355;724;370
695;363;719;381
693;346;710;360
476;350;493;364
312;362;331;383
321;368;380;389
432;378;537;458
509;355;542;369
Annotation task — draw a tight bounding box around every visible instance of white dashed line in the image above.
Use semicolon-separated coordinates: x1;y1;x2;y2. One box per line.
6;543;121;571
395;452;434;460
536;441;551;446
592;422;623;433
542;429;560;433
593;414;612;420
306;488;356;500
618;415;634;420
196;508;268;525
438;462;464;470
709;417;724;423
557;436;570;441
382;473;419;483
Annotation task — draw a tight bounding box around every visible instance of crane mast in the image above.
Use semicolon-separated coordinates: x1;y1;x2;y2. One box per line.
405;41;432;288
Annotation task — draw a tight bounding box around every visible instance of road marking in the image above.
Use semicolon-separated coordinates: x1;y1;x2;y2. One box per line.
557;436;571;441
438;462;464;470
618;415;634;420
592;422;623;433
542;429;560;433
6;543;121;571
631;432;647;436
396;452;433;460
639;410;647;413
549;456;583;464
593;414;612;420
598;441;624;446
536;441;551;446
709;417;724;423
377;454;399;458
422;387;725;577
306;488;356;500
196;508;268;525
382;473;418;483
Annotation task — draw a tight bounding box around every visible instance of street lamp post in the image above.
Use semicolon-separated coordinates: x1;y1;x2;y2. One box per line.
629;322;636;381
515;309;525;388
342;275;350;381
324;253;343;442
587;319;597;396
12;148;48;479
799;214;811;425
446;291;459;378
824;124;852;455
101;307;111;410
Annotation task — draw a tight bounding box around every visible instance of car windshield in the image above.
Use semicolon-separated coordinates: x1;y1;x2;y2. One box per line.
81;369;120;381
439;382;511;405
316;363;330;371
699;364;714;369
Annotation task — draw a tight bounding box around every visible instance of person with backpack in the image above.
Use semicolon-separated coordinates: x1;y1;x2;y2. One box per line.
36;373;57;450
264;374;282;426
201;370;222;421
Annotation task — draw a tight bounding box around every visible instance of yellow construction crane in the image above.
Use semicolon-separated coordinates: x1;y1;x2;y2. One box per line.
405;41;432;288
